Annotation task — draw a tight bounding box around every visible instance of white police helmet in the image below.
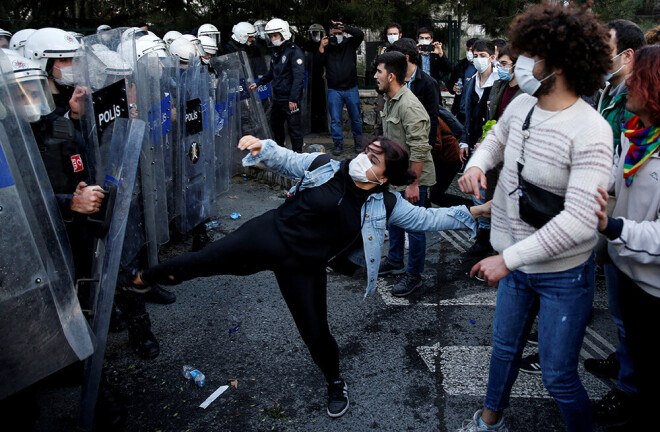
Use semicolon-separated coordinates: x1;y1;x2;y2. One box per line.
2;48;56;121
135;35;169;59
198;36;217;56
0;29;11;49
97;24;112;33
253;20;268;40
168;38;197;63
198;24;220;46
265;18;292;45
181;34;207;58
163;31;182;45
232;22;257;45
23;27;81;72
9;29;36;56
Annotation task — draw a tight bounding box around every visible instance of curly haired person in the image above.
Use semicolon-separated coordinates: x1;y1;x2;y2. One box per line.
456;3;613;431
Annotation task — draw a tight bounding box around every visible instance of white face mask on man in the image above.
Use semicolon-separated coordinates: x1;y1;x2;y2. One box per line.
473;57;491;74
349;153;382;185
466;51;474;63
54;65;75;86
387;34;399;45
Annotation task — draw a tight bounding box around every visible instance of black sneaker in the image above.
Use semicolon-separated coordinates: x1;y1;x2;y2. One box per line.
392;273;422;297
593;388;634;427
527;331;538;346
327;379;349;418
467;228;493;257
145;284;177;305
584;352;619;380
520;353;542;375
332;143;343;156
378;257;405;275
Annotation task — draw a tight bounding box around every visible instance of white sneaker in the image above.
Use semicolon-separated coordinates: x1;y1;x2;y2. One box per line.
456;410;508;432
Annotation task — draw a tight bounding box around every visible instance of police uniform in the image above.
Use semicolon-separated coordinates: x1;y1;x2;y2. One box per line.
255;40;305;152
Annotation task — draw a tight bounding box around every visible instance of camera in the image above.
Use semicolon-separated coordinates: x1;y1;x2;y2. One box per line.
328;35;339;46
419;44;433;53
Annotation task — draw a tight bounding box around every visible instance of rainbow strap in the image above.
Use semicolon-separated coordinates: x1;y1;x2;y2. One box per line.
622;115;660;187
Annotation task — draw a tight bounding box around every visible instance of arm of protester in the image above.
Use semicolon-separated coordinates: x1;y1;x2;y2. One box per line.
344;25;364;46
240;136;319;178
596;186;660;265
389;192;490;238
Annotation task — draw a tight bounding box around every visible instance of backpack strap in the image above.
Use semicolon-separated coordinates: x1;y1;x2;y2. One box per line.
294;153;332;195
384;191;396;223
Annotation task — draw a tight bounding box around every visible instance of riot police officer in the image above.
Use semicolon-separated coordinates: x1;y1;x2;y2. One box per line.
248;18;305;152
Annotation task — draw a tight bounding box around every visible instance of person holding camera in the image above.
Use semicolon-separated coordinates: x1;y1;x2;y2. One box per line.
416;27;452;87
319;20;364;156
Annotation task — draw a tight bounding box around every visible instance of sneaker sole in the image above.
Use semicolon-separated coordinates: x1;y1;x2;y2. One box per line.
378;267;406;276
327;398;349;418
392;281;423;297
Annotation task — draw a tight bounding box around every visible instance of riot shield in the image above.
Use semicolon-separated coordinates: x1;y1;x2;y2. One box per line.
212;52;271;174
0;49;93;400
155;56;179;222
175;57;216;233
79;117;144;430
213;69;234;195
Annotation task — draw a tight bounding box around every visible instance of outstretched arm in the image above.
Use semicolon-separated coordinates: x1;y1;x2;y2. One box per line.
239;136;321;178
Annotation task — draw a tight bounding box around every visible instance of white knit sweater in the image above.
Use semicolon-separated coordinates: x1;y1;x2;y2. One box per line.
466;94;613;273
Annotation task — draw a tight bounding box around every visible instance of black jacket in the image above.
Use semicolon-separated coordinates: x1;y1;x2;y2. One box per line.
416;53;452;84
408;67;439;148
322;26;364;90
255;40;306;103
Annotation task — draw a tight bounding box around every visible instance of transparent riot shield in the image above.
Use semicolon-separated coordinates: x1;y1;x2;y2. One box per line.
78;118;144;430
0;50;94;400
213;69;233;195
159;56;179;222
175;57;216;233
212;52;271;174
246;50;272;116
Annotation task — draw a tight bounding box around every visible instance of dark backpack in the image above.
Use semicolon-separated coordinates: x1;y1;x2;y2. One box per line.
302;154;397;276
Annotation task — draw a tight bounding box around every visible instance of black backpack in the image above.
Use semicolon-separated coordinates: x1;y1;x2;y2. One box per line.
301;154;397;276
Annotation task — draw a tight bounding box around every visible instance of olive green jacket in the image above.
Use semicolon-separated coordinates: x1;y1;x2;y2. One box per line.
381;86;435;190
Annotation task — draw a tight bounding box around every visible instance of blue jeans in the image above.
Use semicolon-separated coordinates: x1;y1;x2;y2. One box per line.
485;255;595;432
603;262;637;395
387;187;427;275
327;86;363;147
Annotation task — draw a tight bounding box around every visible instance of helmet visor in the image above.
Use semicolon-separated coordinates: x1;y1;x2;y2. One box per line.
10;77;55;121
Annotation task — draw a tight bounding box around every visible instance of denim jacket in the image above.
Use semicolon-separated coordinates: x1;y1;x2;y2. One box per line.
243;140;477;297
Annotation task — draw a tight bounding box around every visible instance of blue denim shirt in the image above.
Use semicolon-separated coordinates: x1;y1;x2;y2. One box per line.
243;140;477;298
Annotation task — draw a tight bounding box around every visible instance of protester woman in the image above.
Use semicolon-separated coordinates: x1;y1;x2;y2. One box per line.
595;45;660;431
130;135;490;418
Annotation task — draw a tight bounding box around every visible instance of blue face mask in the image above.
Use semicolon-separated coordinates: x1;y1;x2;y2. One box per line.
497;66;513;82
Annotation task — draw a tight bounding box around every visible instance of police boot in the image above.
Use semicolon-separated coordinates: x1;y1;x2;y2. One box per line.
127;313;160;360
95;375;126;431
467;228;493;257
109;304;127;333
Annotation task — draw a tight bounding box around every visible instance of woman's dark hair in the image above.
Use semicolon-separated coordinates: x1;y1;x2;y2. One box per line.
509;3;611;96
374;51;407;85
365;136;416;186
388;38;419;65
626;45;660;125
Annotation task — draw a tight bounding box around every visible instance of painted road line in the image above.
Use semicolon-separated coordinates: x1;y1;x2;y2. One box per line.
377;278;410;306
438;290;497;306
439;231;466;253
585;326;617;353
417;342;440;373
449;230;472;249
435;345;611;399
582;334;610;359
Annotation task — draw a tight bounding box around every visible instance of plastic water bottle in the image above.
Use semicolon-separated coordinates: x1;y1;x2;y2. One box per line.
182;365;205;387
205;220;221;231
456;78;463;95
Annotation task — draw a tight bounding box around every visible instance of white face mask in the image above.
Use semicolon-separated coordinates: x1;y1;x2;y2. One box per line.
387;34;399;45
466;51;474;62
514;55;555;96
271;37;283;47
312;35;321;43
349;153;382;184
473;57;490;74
335;35;344;44
54;65;75;86
23;103;42;123
418;39;431;45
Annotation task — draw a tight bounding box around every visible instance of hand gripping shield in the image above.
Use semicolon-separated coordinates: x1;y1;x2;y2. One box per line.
0;49;93;400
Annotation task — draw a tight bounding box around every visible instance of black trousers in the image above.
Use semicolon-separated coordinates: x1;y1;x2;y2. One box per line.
270;100;303;153
617;268;660;429
142;210;340;382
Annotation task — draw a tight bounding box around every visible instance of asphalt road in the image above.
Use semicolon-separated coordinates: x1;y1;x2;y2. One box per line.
27;175;618;432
